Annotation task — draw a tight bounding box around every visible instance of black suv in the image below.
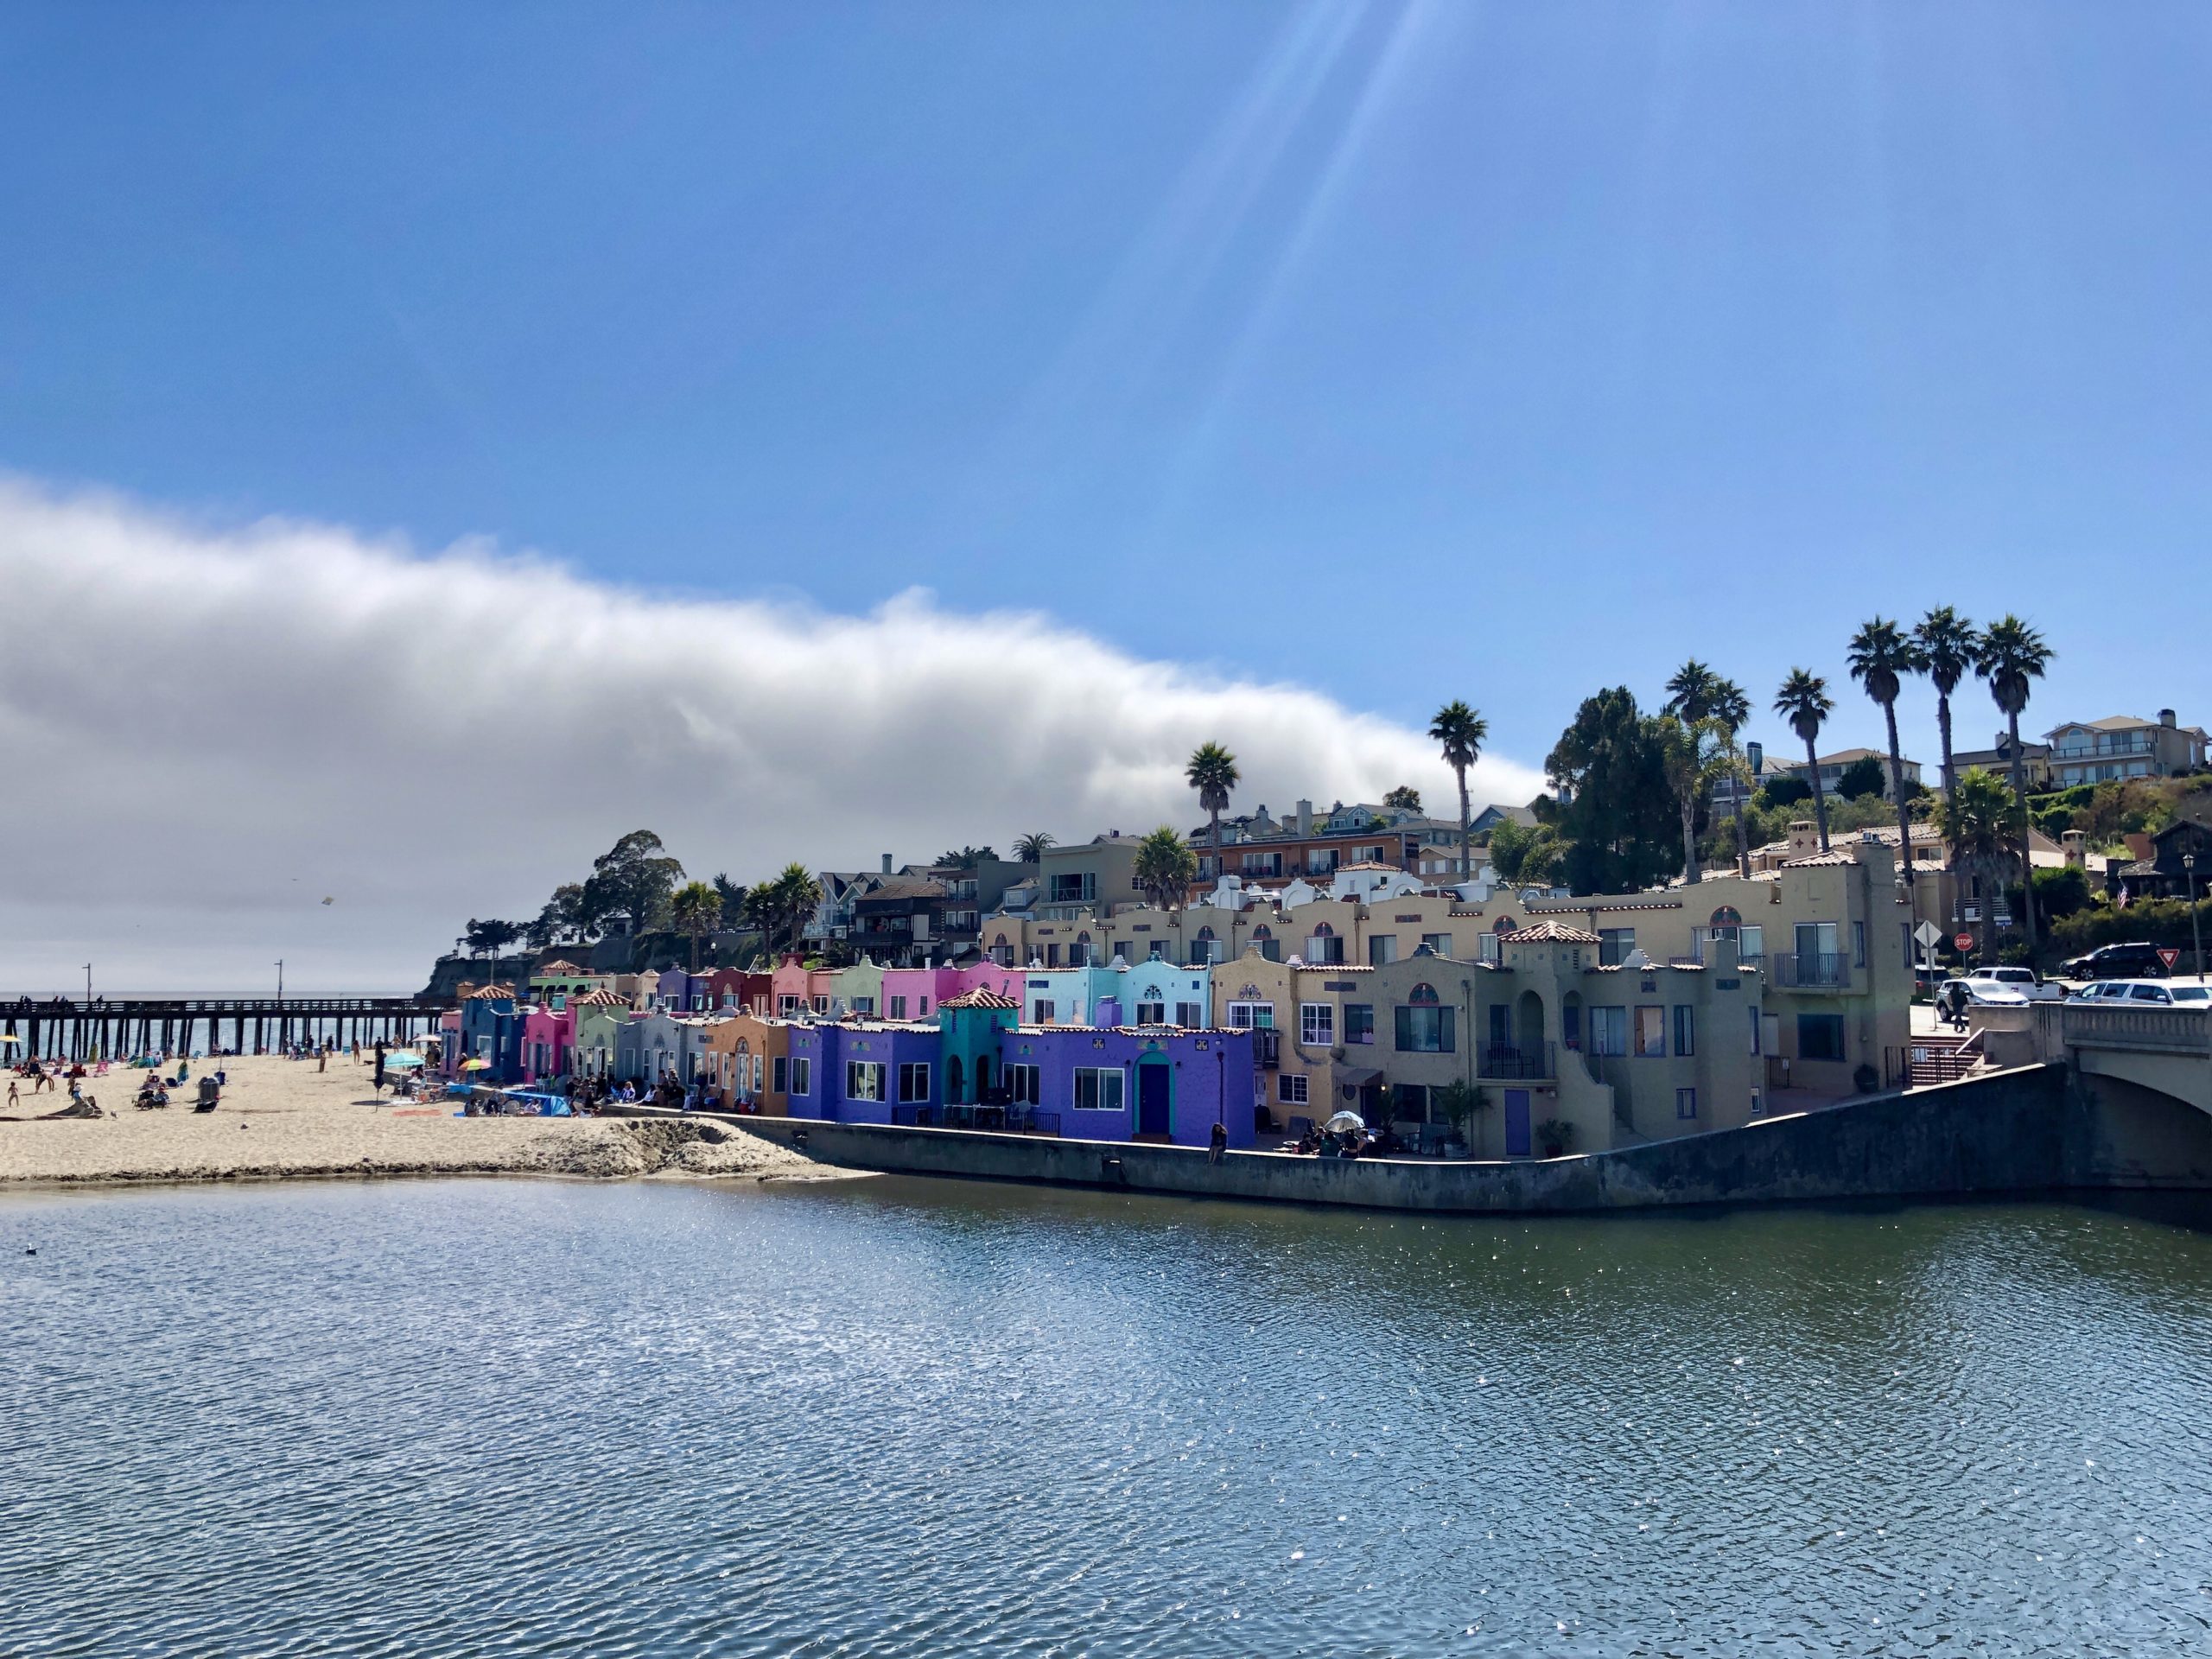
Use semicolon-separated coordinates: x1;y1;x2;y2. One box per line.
2058;942;2171;980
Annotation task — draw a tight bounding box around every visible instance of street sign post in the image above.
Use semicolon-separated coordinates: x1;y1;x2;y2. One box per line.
1914;922;1942;949
2158;947;2181;971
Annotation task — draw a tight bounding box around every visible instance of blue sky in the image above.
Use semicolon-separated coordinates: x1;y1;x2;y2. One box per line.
6;0;2209;773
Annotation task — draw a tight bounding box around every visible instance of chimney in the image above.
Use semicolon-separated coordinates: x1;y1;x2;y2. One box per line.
2161;709;2177;728
1296;798;1313;836
2063;830;2086;869
881;854;893;874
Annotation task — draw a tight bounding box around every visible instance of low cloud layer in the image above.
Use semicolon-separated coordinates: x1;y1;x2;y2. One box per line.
0;480;1541;995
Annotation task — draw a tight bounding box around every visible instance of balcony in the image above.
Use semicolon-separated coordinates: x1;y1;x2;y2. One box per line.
1236;1028;1281;1068
1478;1042;1555;1080
1771;952;1851;991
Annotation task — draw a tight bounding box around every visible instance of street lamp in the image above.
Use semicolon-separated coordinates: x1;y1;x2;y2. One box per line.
2186;853;2203;984
276;959;284;1001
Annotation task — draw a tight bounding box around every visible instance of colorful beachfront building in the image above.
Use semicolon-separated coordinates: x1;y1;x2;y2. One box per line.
702;1012;792;1114
569;989;634;1080
458;984;521;1078
519;1005;574;1084
782;991;1261;1149
527;960;601;1010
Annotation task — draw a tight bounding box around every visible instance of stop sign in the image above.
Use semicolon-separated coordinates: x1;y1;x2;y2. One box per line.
1954;932;1974;952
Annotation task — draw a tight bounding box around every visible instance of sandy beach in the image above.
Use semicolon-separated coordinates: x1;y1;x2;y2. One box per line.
0;1054;848;1187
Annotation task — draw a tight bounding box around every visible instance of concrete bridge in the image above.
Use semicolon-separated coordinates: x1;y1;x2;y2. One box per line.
2031;1001;2212;1117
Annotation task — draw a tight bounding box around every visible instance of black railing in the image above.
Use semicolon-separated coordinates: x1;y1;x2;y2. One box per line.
892;1103;1062;1135
1246;1028;1281;1068
1772;953;1850;990
1478;1042;1555;1080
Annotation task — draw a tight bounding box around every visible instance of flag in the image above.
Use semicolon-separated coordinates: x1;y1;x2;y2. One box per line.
2118;883;2130;909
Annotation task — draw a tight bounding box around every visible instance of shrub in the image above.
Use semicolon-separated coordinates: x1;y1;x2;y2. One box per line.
1837;756;1888;800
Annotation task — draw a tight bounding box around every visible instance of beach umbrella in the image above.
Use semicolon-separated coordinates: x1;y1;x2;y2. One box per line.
383;1052;424;1070
0;1033;22;1045
1322;1110;1366;1135
461;1058;491;1072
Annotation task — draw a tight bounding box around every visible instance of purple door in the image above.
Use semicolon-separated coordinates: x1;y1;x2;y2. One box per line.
1504;1089;1532;1157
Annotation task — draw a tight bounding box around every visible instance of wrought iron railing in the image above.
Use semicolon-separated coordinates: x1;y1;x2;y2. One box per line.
1478;1042;1555;1080
1771;953;1850;990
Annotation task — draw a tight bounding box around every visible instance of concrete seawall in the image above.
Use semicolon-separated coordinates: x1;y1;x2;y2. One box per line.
709;1065;2212;1215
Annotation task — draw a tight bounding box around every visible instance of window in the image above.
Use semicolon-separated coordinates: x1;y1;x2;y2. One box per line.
1797;1014;1847;1062
1300;1002;1335;1046
1394;984;1455;1052
1673;1005;1695;1057
1229;1001;1274;1029
1562;1003;1581;1050
851;997;874;1016
1306;924;1344;964
1192;929;1219;966
1599;928;1636;967
1136;998;1166;1025
1738;925;1764;964
1675;1087;1698;1121
791;1057;812;1096
1344;1004;1376;1046
1175;1001;1205;1027
1747;1007;1761;1057
1147;940;1166;960
778;995;801;1016
898;1062;931;1103
1048;873;1096;904
1392;1084;1430;1122
753;1054;766;1093
1045;944;1060;968
845;1060;884;1101
918;997;930;1016
1279;1073;1309;1105
1852;921;1867;968
1588;1007;1628;1057
1707;906;1742;938
1795;922;1839;975
1032;999;1056;1024
772;1056;788;1094
1368;935;1398;966
1007;1063;1040;1103
1071;934;1092;968
1073;1067;1124;1113
1635;1007;1666;1058
1478;933;1502;963
888;995;907;1020
1422;933;1452;957
1749;1087;1765;1118
811;995;829;1014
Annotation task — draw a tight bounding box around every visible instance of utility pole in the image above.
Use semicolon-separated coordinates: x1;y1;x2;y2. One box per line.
276;959;284;1001
83;963;92;1002
2187;854;2203;984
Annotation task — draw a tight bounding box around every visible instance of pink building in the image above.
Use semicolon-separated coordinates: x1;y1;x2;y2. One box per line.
520;1006;574;1084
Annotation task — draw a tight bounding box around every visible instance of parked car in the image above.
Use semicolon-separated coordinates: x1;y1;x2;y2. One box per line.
2083;979;2211;1008
2058;942;2171;980
1961;966;2066;1002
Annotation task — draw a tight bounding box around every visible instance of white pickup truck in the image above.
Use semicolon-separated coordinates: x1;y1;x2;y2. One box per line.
1957;967;2067;1005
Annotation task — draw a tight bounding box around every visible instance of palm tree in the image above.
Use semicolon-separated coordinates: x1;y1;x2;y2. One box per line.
1656;715;1728;885
1428;701;1489;884
1912;607;1980;832
1936;767;2017;963
1011;831;1054;865
1669;664;1755;879
936;846;995;871
1185;742;1240;880
669;880;722;971
1773;670;1836;851
1847;617;1928;921
1132;825;1198;912
1976;616;2055;948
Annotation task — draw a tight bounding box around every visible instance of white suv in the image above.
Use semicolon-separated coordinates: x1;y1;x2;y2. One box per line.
1960;967;2066;1004
2083;979;2211;1008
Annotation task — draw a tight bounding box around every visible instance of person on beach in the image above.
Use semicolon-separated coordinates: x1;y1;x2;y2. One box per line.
1208;1120;1228;1165
6;1077;17;1107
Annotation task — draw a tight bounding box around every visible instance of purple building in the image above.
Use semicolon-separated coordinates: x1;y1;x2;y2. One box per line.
785;1002;1259;1149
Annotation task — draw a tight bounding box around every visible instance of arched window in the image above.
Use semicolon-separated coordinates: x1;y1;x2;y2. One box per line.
1193;925;1217;964
1494;916;1517;933
946;1054;964;1103
1251;925;1273;939
1408;982;1440;1004
1312;921;1335;937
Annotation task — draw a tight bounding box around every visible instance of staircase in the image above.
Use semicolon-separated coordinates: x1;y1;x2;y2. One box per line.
1908;1030;1986;1087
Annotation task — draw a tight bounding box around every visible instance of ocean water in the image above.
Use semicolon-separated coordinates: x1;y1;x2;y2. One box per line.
4;1177;2210;1657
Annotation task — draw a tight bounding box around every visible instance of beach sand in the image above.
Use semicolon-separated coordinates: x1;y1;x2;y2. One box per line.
0;1054;849;1187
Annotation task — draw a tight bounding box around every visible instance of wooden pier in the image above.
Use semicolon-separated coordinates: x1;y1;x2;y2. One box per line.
1;996;444;1063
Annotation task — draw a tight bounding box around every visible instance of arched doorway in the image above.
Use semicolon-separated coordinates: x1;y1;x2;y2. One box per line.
946;1053;964;1103
974;1054;993;1099
1561;989;1584;1053
1515;988;1545;1057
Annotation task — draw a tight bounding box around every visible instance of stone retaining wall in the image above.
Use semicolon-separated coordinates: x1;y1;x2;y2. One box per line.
714;1064;2202;1214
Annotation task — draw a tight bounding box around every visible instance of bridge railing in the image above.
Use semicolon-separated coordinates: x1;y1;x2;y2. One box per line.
2037;1001;2212;1058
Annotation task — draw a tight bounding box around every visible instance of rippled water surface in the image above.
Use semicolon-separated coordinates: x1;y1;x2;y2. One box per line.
6;1178;2212;1657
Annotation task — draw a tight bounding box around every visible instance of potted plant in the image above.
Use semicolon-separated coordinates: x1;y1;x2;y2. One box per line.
1432;1079;1489;1158
1536;1117;1577;1159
